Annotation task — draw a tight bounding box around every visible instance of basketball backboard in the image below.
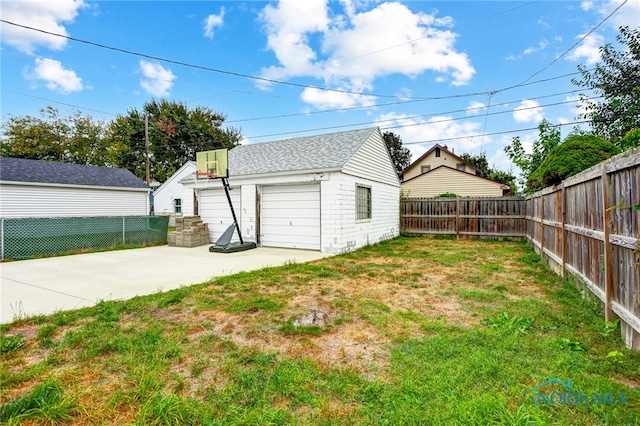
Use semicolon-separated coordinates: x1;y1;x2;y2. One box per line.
196;149;228;178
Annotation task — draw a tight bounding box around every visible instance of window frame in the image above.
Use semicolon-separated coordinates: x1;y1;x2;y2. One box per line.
174;198;182;214
456;163;466;172
421;165;431;174
355;184;372;221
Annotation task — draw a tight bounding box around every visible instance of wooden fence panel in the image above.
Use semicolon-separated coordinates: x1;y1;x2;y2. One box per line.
526;148;639;349
400;196;525;239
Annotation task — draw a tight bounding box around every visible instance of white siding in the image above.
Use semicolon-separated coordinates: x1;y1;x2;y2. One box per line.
240;184;257;243
321;172;399;254
342;129;400;187
261;184;320;250
199;188;242;244
0;183;148;218
153;162;196;216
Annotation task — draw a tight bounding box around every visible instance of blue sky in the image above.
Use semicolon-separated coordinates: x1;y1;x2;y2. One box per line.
1;0;638;175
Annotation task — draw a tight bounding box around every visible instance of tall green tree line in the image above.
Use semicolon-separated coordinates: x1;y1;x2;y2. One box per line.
1;100;242;183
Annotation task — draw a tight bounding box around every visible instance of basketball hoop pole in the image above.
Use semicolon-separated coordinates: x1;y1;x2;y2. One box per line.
222;177;243;244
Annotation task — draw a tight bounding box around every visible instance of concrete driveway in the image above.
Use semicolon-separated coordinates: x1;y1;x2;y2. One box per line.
1;245;331;324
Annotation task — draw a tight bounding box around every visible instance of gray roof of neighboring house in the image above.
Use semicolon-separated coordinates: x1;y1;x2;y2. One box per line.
228;127;378;176
0;157;149;189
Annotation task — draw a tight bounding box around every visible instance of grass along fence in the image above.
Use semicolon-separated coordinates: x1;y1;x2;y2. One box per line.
526;148;640;349
400;196;526;239
399;148;639;349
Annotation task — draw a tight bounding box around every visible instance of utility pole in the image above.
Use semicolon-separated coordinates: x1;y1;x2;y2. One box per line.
145;113;150;185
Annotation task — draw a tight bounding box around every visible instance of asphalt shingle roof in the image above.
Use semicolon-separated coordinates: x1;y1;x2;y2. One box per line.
0;157;148;189
228;127;378;176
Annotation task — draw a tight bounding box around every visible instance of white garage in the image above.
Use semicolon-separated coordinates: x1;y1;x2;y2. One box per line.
198;188;242;243
182;127;400;254
261;184;320;250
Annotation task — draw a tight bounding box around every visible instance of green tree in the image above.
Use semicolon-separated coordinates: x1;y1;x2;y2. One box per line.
459;151;517;194
0;106;112;165
107;99;242;183
572;26;640;144
383;131;412;174
526;134;620;191
504;119;562;190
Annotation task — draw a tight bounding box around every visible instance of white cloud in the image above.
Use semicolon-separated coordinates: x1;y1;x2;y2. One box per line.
139;60;176;97
466;101;486;115
566;33;604;65
25;58;83;93
375;112;486;161
259;0;475;108
580;1;594;11
513;100;544;123
523;40;549;55
204;8;225;39
596;0;640;28
300;86;376;110
0;0;85;54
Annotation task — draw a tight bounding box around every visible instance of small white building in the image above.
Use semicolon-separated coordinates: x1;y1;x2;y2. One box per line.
183;127;400;254
0;157;150;218
152;161;197;218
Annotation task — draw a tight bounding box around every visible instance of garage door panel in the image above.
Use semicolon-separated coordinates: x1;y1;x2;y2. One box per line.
262;217;319;227
261;184;320;250
199;189;242;243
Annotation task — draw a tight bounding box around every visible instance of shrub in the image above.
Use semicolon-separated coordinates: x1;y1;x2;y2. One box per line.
527;135;620;191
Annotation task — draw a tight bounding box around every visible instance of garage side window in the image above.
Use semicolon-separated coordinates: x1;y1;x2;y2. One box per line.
174;198;182;214
356;185;371;220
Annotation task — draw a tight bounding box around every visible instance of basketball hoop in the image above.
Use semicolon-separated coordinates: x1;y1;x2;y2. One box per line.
195;171;216;179
189;172;212;189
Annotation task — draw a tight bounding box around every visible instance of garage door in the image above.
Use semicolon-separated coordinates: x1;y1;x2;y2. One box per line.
261;184;320;250
199;188;242;244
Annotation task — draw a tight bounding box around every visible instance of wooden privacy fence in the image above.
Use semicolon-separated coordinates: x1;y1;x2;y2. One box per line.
399;148;639;349
526;148;639;349
400;196;526;239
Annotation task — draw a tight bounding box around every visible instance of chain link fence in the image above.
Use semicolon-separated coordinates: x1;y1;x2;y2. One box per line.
0;216;169;260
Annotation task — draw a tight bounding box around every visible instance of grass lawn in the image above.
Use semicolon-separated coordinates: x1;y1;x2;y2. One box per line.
1;237;639;425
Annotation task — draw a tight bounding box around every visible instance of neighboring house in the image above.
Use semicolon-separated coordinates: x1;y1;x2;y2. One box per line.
401;143;479;181
0;157;150;218
400;144;509;197
152;161;197;217
182;127;400;254
401;166;510;198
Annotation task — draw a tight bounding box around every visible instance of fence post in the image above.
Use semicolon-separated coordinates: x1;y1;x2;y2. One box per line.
455;198;460;239
540;194;545;260
122;217;126;245
601;165;616;321
561;183;567;278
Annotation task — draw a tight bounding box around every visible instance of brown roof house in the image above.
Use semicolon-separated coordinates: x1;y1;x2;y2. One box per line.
400;144;510;198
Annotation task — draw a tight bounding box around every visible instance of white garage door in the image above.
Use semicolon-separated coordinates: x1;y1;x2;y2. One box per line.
261;184;320;250
199;188;242;243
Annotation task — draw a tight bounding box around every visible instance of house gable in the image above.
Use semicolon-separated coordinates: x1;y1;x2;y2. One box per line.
342;128;400;186
402;144;478;181
401;165;508;198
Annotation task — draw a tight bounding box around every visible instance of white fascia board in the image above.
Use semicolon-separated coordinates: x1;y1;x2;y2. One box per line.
181;169;335;188
0;180;150;193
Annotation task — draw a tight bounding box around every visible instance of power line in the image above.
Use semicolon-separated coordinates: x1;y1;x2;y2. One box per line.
398;120;591;146
246;95;598;139
227;71;586;123
0;19;597;104
0;19;428;101
0;89;117;117
513;0;628;86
